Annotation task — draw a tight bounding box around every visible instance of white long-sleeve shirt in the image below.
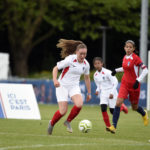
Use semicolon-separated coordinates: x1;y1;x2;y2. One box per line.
94;67;118;95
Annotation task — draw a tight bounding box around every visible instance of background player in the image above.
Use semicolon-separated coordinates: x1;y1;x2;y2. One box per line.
93;57;128;131
108;40;148;134
47;39;91;135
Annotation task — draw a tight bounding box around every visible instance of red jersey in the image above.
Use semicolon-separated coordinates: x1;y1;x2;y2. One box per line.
122;53;143;84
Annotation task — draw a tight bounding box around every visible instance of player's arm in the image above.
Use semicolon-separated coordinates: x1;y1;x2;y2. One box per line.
111;67;124;76
93;77;100;95
133;63;148;89
84;74;91;102
133;58;148;89
52;66;60;87
107;72;118;99
57;55;71;70
136;63;148;82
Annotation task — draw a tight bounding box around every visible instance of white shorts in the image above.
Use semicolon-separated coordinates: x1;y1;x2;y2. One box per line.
100;89;118;108
56;85;81;102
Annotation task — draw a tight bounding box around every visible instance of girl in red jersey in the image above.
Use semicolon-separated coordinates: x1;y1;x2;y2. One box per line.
47;39;91;135
108;40;148;134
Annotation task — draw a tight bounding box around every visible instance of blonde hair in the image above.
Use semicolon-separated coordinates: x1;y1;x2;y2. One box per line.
56;39;87;58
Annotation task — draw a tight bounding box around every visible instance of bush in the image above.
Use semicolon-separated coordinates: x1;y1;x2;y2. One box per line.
28;70;123;82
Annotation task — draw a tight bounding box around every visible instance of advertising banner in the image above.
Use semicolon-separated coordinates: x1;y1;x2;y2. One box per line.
0;80;147;108
0;83;41;120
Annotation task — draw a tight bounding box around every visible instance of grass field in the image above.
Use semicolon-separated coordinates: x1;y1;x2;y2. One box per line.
0;104;150;150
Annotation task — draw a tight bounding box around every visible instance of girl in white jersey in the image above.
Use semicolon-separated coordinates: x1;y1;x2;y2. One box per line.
93;57;128;131
48;39;91;135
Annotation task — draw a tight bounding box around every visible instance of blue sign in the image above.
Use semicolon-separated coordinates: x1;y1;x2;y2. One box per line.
0;80;147;108
0;102;5;118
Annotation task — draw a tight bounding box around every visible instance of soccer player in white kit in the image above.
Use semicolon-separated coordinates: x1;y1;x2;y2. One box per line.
93;57;128;131
48;39;91;135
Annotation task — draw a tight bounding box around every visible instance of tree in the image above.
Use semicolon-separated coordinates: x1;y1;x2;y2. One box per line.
0;0;50;76
54;0;141;40
1;0;147;76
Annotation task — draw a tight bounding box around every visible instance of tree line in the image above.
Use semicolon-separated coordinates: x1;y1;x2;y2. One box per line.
0;0;149;77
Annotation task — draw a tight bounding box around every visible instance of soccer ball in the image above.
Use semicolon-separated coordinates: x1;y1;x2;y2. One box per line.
78;120;92;133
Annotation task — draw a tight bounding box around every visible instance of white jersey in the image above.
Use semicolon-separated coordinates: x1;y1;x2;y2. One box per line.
57;54;90;86
94;67;118;95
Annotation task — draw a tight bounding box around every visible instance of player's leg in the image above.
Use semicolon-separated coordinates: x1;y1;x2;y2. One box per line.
131;103;148;126
108;83;128;133
109;108;114;114
107;92;121;133
48;101;68;135
99;93;111;130
101;104;111;130
64;86;83;133
130;90;148;126
48;86;68;135
120;103;128;114
108;98;124;133
64;94;83;133
108;90;117;116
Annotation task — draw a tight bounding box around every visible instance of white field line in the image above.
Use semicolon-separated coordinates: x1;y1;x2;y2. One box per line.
0;132;150;149
0;143;97;150
0;142;150;150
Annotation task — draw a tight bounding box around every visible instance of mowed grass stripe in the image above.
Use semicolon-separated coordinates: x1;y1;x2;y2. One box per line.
0;105;150;150
0;131;150;146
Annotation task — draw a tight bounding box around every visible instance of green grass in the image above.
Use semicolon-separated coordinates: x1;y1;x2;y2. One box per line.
0;105;150;150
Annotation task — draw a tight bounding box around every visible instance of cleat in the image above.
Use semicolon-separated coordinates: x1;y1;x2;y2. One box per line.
64;120;73;133
121;103;128;114
108;125;116;134
47;120;53;135
106;127;111;132
143;110;148;126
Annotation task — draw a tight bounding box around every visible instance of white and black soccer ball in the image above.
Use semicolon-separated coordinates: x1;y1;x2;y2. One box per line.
78;119;92;133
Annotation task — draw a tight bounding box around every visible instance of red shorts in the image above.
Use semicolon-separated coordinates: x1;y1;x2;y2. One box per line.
118;79;140;105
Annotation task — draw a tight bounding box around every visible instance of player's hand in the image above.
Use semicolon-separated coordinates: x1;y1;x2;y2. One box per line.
86;94;91;102
133;80;139;89
53;79;60;87
111;70;116;76
95;91;99;95
109;94;113;99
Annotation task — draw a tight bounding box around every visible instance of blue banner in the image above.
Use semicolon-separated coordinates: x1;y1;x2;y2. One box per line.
0;80;147;107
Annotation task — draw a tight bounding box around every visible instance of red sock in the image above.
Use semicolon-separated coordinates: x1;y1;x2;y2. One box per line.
120;103;128;114
51;110;63;126
102;111;111;127
67;105;82;122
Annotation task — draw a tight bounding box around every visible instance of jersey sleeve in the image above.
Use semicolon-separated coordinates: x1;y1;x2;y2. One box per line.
84;62;90;75
135;55;143;66
57;56;71;70
107;72;118;94
115;67;124;72
93;75;100;92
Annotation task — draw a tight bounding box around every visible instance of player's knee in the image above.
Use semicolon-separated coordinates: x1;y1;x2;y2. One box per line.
109;108;114;114
76;103;83;108
116;100;122;107
75;100;83;108
101;104;107;112
59;108;67;115
132;106;138;111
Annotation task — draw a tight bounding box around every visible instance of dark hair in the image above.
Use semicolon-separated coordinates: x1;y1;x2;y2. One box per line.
93;57;103;65
125;40;135;47
125;40;139;55
56;39;86;58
